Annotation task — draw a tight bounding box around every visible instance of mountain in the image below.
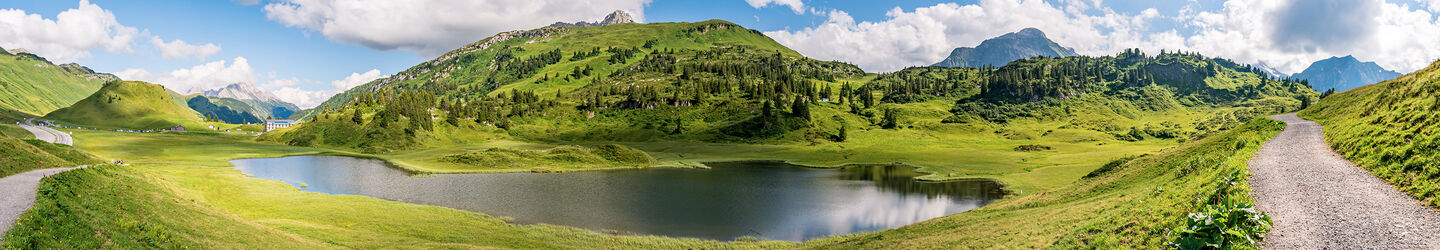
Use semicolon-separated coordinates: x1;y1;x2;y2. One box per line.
548;10;637;27
44;81;205;130
932;28;1079;68
198;82;299;119
1254;61;1289;79
187;95;262;124
0;47;117;120
1302;59;1440;206
1291;55;1401;92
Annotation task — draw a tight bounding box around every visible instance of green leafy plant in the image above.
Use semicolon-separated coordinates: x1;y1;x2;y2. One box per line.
1170;171;1273;249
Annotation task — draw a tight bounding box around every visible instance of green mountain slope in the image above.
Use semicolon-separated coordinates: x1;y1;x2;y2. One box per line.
43;81;205;130
1300;59;1440;206
0;49;116;120
0;136;102;178
187;95;262;124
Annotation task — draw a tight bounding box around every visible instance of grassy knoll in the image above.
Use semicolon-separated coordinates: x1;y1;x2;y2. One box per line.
0;124;32;139
800;118;1284;248
1300;59;1440;206
3;129;785;248
0;136;101;178
44;81;206;131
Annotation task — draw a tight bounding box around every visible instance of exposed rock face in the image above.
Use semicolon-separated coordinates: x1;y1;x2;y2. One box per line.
199;82;301;119
932;28;1079;68
1292;55;1402;92
549;10;636;27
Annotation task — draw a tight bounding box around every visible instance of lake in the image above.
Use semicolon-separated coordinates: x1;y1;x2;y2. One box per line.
231;155;1004;241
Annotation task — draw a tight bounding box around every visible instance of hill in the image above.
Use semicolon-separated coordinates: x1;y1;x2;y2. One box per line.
1300;59;1440;206
197;82;299;119
0;136;102;178
43;81;205;130
187;95;262;124
932;28;1079;68
1292;55;1401;92
0;48;117;121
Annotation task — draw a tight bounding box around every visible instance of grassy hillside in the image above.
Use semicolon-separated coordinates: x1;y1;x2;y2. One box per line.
43;81;206;130
1300;59;1440;206
0;136;102;178
0;51;115;117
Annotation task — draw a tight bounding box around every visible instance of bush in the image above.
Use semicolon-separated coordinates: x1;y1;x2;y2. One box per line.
1170;171;1273;249
1012;144;1052;152
592;144;655;164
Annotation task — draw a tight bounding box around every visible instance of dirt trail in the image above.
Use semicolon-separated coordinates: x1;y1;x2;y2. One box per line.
1249;113;1440;248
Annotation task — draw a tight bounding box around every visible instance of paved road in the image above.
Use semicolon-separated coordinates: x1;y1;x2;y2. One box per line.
18;118;71;145
1249;113;1440;248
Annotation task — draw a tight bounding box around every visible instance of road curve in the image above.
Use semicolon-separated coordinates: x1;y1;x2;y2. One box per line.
18;118;71;145
1249;113;1440;248
2;119;81;241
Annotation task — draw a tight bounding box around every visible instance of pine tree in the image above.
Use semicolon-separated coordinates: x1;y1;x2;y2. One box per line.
351;110;364;124
791;97;810;120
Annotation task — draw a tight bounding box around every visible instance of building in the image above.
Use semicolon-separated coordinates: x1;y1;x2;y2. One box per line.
264;120;296;132
169;125;186;132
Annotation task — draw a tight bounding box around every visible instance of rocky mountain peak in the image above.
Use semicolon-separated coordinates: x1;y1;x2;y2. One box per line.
550;10;637;27
601;10;636;25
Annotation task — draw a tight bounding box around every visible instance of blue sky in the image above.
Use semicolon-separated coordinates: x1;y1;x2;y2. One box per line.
3;0;1439;108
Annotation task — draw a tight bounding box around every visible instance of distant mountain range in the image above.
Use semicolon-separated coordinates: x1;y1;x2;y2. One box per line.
194;83;299;120
1291;55;1401;92
933;28;1079;68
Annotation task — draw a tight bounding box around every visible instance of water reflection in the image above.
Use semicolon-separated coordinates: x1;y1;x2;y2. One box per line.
232;156;1005;241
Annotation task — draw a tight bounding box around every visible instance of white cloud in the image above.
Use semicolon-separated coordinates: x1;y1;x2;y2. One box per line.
262;0;650;57
1422;0;1440;13
0;0;140;63
767;0;1164;72
114;57;257;93
151;36;221;60
271;86;334;109
766;0;1440;74
746;0;805;14
330;69;384;90
266;69;384;109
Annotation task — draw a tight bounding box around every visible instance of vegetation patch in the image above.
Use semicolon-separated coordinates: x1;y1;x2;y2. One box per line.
0;136;101;178
441;144;654;169
1301;59;1440;206
1012;144;1051;152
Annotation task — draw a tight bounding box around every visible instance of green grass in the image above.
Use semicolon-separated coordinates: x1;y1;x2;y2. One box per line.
1300;59;1440;206
0;52;110;116
3;129;787;248
43;81;207;131
0;136;101;178
0;124;33;139
798;118;1284;248
2;117;1283;248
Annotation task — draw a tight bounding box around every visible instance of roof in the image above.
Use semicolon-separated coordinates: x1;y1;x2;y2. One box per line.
265;120;296;124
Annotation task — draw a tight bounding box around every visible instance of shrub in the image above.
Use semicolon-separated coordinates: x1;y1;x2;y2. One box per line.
1169;171;1273;249
1013;144;1052;152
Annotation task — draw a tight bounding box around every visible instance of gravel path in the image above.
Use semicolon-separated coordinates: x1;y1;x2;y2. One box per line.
1249;113;1440;248
0;167;80;235
1;118;81;241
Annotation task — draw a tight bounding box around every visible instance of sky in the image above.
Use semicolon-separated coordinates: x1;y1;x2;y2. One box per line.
2;0;1439;109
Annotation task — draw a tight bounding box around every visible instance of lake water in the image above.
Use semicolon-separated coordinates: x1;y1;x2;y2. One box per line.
231;156;1005;241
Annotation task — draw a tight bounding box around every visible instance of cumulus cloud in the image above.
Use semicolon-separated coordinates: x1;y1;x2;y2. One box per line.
766;0;1440;74
151;36;222;60
766;0;1167;72
330;69;384;90
746;0;805;14
262;0;650;57
0;0;140;63
266;69;384;109
114;57;257;93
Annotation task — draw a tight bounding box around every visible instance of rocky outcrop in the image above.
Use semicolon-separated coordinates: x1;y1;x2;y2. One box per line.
549;10;636;27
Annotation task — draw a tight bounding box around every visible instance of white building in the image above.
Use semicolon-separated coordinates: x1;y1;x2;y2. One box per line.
264;120;296;132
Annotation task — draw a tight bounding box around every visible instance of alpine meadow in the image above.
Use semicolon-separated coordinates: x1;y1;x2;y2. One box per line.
1;0;1438;249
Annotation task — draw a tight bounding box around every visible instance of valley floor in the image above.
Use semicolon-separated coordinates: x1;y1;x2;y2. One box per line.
1249;114;1440;248
2;117;1284;248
